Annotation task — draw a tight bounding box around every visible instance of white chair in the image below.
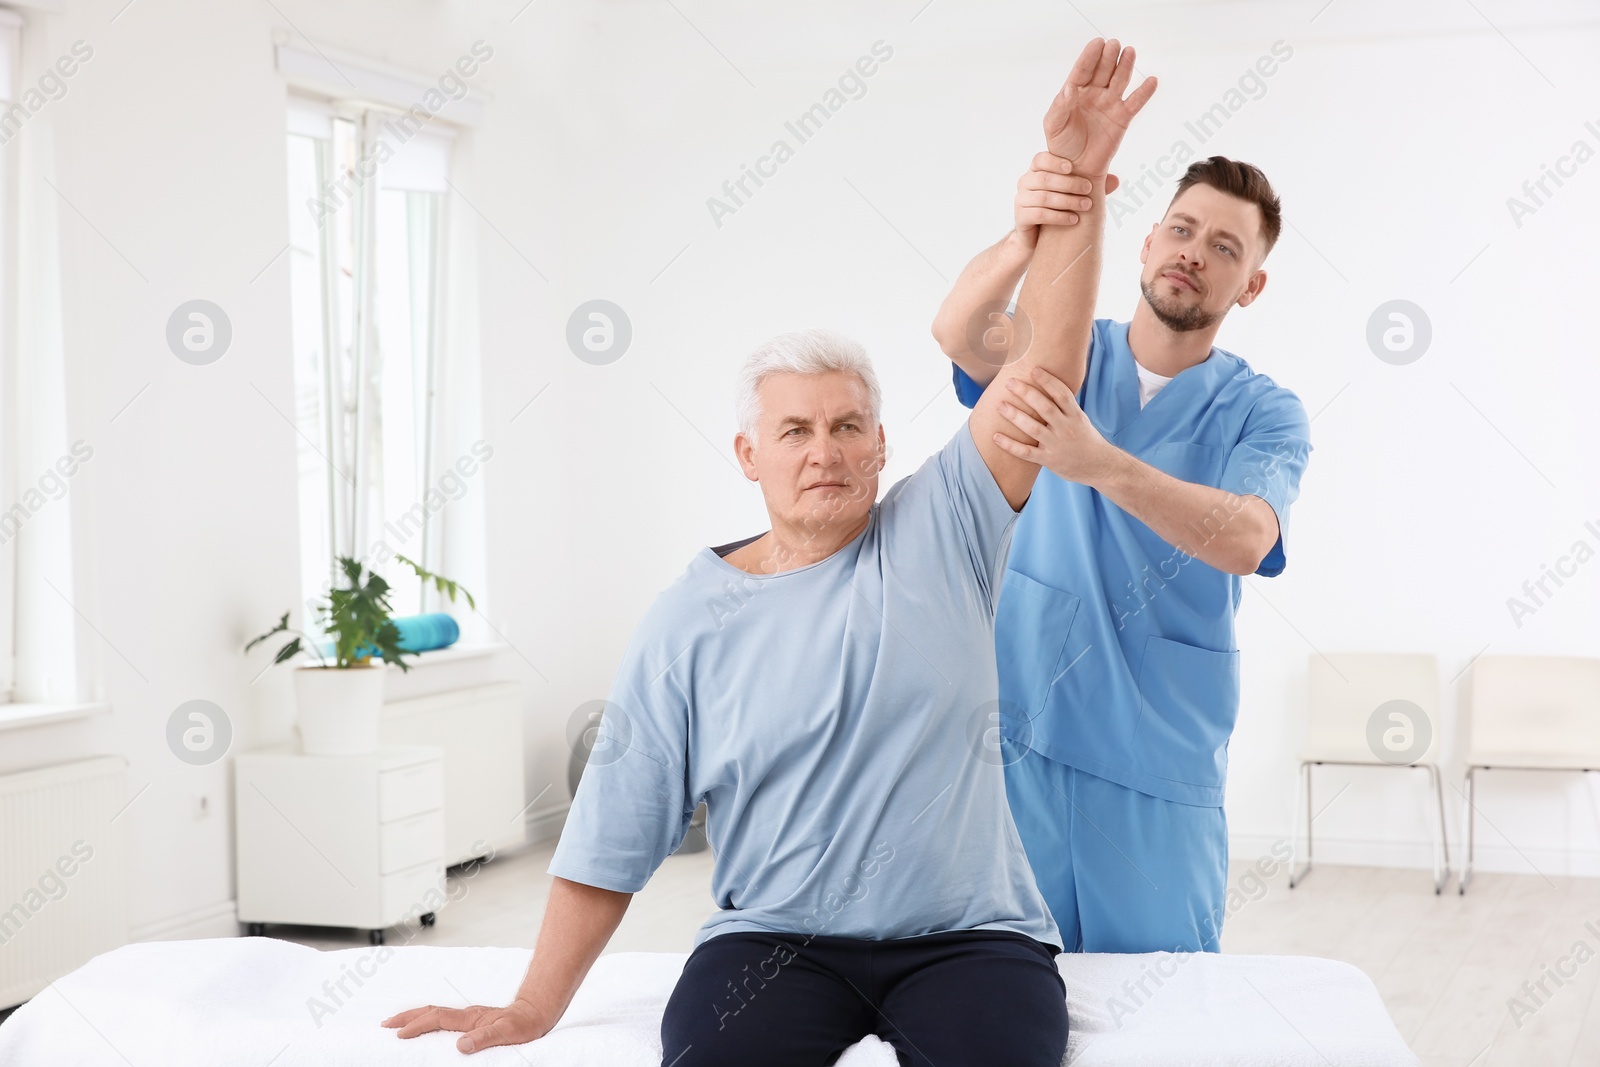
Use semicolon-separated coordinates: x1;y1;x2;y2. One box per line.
1459;654;1600;894
1289;653;1449;893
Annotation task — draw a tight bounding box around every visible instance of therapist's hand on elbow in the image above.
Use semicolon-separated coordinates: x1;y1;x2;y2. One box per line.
992;366;1119;487
381;997;554;1054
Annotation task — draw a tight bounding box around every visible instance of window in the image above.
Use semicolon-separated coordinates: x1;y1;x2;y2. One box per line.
0;10;18;698
285;95;454;629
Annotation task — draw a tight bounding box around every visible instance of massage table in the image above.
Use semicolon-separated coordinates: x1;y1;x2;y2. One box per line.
0;937;1419;1065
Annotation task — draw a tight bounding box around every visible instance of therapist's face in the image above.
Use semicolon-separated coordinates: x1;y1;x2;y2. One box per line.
733;370;886;541
1138;184;1269;333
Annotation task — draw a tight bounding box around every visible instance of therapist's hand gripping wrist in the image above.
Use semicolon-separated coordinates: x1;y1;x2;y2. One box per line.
1011;152;1122;253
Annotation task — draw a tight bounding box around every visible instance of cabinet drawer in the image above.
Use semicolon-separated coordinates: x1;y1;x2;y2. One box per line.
381;809;444;875
382;859;446;924
379;760;442;821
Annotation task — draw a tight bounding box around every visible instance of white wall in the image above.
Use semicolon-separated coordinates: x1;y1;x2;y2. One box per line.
3;0;1597;941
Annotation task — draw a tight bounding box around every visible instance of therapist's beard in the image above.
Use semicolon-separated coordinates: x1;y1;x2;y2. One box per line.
1139;275;1222;333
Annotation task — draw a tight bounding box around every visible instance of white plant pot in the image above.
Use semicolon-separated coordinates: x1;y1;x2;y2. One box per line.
292;663;386;756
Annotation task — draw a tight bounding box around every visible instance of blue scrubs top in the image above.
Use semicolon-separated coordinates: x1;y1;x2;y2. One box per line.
954;318;1311;806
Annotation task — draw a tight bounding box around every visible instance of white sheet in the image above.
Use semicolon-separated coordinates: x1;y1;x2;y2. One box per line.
0;937;1418;1066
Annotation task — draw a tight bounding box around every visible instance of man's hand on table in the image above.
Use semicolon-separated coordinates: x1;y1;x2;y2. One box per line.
382;997;554;1054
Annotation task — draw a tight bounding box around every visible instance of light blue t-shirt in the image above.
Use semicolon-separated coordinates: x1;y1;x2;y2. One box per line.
549;420;1061;952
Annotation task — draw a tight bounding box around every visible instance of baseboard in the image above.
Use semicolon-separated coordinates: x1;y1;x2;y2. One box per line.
525;801;568;845
129;899;242;943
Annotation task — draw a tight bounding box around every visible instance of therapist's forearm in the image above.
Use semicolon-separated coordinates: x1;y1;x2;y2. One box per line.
1088;450;1277;575
931;230;1034;388
510;877;632;1028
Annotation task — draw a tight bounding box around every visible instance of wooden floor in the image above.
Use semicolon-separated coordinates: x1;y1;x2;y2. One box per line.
256;841;1600;1065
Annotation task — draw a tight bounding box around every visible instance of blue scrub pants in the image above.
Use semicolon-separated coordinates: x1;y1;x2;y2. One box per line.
1002;737;1228;953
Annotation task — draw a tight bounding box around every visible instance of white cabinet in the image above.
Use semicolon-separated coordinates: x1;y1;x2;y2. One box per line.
235;745;446;943
379;681;526;867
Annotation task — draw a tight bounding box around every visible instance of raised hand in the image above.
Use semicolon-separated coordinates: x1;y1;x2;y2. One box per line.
1041;38;1157;177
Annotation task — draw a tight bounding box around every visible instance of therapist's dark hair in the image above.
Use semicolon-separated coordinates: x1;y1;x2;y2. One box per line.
1169;156;1282;260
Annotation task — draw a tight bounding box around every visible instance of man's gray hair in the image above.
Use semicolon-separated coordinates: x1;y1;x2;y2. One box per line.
735;329;883;446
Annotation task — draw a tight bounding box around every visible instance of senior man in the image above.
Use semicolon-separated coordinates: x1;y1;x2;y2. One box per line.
383;39;1155;1067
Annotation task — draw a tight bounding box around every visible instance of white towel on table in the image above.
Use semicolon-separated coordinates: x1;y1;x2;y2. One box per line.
0;937;1416;1066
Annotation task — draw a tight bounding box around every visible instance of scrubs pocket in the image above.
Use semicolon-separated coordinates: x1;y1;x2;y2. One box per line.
1132;634;1239;789
994;570;1081;723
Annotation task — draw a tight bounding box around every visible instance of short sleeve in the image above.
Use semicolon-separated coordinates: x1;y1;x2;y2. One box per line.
950;301;1017;410
952;363;986;409
1218;387;1311;578
932;420;1022;611
547;629;695;893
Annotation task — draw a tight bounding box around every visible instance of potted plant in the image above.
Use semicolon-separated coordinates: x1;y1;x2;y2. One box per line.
246;554;475;756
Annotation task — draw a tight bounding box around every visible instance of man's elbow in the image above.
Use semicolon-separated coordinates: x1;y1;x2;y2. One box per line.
931;314;962;360
1220;554;1261;577
1220;523;1279;575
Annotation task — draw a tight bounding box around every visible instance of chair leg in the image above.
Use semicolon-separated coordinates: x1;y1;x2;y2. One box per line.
1458;767;1477;895
1289;761;1313;888
1422;763;1449;894
1435;763;1451;890
1287;761;1299;887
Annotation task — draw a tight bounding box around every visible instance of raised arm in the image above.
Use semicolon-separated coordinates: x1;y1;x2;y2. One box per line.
971;39;1156;510
383;877;632;1054
932;155;1121;390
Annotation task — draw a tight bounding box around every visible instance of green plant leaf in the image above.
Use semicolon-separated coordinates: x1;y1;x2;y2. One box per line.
395;553;477;611
244;612;290;654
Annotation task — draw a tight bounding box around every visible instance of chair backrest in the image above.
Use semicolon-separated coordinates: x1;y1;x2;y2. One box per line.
1467;655;1600;765
1307;653;1440;764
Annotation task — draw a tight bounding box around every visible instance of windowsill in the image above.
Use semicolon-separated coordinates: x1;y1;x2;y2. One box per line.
301;641;504;669
0;701;112;733
387;641;504;668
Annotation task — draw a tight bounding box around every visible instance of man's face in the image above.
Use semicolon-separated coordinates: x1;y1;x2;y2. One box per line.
734;370;885;545
1138;184;1268;333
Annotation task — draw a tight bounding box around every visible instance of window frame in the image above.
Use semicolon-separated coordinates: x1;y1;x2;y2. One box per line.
285;92;459;626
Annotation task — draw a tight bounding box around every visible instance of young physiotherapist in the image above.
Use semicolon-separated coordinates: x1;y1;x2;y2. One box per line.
933;134;1311;954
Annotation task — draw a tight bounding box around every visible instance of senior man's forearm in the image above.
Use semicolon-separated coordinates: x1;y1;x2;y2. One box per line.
510;877;632;1027
1007;178;1104;398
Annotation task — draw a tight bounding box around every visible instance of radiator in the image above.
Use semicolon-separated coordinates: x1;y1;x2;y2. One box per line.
0;756;129;1009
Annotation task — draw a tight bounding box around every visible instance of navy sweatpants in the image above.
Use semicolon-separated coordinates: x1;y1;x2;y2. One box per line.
659;928;1069;1067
